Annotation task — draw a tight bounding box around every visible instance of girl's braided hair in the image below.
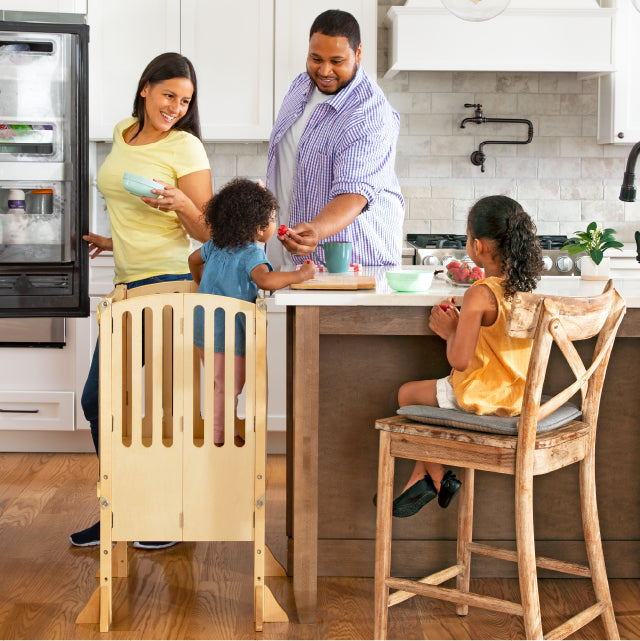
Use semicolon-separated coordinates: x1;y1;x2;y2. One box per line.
203;178;278;249
468;195;543;300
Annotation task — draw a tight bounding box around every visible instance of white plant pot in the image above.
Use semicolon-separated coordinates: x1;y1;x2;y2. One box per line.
580;255;610;281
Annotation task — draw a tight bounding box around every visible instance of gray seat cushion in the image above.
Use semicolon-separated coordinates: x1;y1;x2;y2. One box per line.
396;398;582;435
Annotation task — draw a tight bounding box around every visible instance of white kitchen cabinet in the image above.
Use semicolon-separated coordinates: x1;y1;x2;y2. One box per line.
0;317;81;432
181;0;273;140
87;0;273;141
0;390;74;431
87;0;180;141
1;1;86;13
597;1;640;144
274;0;377;112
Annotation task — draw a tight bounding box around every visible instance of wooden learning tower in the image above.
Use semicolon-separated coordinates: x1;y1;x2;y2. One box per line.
76;281;287;632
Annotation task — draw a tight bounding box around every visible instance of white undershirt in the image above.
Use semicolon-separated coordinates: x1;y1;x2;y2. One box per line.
268;87;331;269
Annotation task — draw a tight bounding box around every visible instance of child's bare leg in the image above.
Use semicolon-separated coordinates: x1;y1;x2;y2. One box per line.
397;379;445;492
233;355;246;446
398;378;438;408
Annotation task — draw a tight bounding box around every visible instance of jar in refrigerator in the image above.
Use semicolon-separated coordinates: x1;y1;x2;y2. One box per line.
29;189;54;216
8;189;25;215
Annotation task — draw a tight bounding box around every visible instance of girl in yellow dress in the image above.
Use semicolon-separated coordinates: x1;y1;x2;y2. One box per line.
393;195;544;517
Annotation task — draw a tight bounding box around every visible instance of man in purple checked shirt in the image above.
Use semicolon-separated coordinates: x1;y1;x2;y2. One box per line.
266;9;404;269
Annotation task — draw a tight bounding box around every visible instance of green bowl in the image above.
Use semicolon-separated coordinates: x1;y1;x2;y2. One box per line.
386;269;434;292
123;172;164;199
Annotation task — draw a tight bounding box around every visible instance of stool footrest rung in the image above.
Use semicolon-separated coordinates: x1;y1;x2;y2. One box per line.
385;577;524;616
468;542;592;578
543;602;607;640
388;565;462;607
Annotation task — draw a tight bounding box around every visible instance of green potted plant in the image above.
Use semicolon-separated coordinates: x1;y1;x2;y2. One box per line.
562;222;623;280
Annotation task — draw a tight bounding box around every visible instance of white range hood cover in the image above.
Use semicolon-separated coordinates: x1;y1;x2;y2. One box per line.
385;0;615;77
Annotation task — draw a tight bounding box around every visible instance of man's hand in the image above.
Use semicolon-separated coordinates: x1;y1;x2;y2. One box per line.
278;221;319;257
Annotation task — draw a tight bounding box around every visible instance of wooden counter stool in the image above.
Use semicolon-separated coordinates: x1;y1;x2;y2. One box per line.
76;281;287;632
374;280;626;640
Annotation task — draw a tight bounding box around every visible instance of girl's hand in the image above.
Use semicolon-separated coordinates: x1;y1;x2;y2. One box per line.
83;232;113;258
429;302;459;340
298;259;316;281
141;179;186;213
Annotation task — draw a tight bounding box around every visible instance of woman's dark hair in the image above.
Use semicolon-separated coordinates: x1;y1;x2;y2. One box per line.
131;52;201;140
468;195;543;300
204;178;278;249
310;9;361;54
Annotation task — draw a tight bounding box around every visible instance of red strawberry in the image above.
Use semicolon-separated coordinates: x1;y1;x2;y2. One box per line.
446;261;461;270
439;304;451;311
278;225;288;236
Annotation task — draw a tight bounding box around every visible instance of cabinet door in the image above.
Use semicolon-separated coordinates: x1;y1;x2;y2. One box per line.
597;1;640;144
274;0;377;112
181;0;274;140
87;0;180;140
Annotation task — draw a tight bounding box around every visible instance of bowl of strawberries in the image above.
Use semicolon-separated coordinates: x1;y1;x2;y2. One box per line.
445;261;484;287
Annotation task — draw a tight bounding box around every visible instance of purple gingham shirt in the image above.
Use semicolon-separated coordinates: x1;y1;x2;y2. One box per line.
266;65;404;266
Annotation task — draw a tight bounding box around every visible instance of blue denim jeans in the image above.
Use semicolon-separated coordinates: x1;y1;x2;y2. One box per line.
81;273;191;454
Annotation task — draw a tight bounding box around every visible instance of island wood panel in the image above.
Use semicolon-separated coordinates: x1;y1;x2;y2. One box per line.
284;305;640;621
317;306;640;338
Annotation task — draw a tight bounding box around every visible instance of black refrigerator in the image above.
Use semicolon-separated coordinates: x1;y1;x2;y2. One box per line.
0;14;89;319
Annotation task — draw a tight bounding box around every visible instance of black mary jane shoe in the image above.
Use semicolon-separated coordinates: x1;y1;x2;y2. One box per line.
391;475;437;518
437;470;462;508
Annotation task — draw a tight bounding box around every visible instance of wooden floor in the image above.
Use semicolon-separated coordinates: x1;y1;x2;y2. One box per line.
1;453;640;640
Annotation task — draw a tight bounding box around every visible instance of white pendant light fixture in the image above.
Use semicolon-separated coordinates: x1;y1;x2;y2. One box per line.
441;0;511;21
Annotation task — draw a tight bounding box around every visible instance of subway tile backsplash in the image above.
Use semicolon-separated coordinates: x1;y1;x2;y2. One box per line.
93;1;639;243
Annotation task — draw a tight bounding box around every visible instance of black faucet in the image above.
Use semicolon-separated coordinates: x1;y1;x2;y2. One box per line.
619;142;640;262
460;104;534;172
619;140;640;202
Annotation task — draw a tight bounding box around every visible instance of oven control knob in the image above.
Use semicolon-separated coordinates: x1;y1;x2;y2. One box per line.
441;254;457;267
421;254;439;266
542;255;553;271
555;256;573;272
574;256;583;273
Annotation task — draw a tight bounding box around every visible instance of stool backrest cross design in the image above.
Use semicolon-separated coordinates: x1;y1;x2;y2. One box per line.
76;280;287;632
374;280;626;640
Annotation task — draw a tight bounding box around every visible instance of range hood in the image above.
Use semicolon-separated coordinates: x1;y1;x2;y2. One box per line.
385;0;615;78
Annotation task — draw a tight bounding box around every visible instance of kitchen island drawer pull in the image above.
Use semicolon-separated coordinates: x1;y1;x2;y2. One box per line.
0;408;40;413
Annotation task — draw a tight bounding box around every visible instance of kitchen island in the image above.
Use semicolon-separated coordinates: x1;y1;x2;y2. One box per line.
273;267;640;622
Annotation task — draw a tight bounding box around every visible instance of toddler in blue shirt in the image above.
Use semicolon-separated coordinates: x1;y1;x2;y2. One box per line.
189;178;315;445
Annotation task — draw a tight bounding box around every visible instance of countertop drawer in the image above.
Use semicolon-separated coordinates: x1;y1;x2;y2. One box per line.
0;391;74;431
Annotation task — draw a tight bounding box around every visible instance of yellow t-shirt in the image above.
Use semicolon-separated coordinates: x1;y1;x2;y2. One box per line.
449;277;533;417
97;117;210;284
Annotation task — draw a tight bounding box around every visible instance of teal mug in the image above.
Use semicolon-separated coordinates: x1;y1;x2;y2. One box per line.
314;241;352;273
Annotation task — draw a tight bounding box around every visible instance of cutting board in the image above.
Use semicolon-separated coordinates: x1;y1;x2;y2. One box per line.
290;273;376;290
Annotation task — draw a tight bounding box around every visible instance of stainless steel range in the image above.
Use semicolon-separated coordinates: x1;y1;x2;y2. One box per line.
407;233;581;276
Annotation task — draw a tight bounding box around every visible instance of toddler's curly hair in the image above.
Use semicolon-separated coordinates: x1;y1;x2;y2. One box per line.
203;178;278;249
468;195;543;300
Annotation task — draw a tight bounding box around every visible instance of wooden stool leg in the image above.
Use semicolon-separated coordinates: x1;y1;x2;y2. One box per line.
516;470;543;640
99;514;113;632
579;457;620;639
455;467;474;616
374;431;394;641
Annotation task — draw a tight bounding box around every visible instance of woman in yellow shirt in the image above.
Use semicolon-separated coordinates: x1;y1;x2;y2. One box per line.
392;196;544;518
70;53;212;547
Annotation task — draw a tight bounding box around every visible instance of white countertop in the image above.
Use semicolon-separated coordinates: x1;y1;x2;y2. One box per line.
273;266;640;308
